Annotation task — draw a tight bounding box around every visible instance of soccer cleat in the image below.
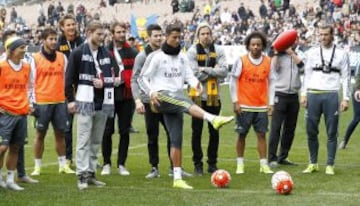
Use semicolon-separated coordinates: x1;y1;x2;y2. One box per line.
260;164;274;174
211;116;234;130
18;176;39;184
101;164;111;176
66;159;74;168
269;161;279;168
31;166;41;176
0;180;6;188
59;165;76;174
118;165;130;176
77;175;88;190
173;179;193;189
145;167;160;179
6;182;24;191
325;165;335;175
302;163;319;173
338;141;346;149
236;164;245;174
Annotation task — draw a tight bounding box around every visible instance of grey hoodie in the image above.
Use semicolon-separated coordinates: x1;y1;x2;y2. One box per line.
272;50;304;94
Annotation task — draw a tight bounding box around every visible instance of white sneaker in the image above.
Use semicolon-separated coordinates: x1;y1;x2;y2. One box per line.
118;165;130;176
0;180;6;188
101;164;111;176
77;175;88;190
168;168;193;177
88;177;106;187
6;182;24;191
18;176;39;184
145;167;160;179
338;140;346;149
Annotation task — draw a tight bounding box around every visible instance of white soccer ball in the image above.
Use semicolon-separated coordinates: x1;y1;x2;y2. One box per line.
271;170;294;195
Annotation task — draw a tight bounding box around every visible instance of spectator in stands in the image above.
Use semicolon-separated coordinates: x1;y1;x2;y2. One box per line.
259;0;268;19
100;0;107;8
239;3;248;19
37;12;46;27
171;0;179;14
56;2;64;14
10;7;17;23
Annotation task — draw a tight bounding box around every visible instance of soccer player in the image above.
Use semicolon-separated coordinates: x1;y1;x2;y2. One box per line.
301;24;350;175
66;21;115;190
0;37;31;190
0;30;38;184
30;27;75;176
100;21;138;176
186;22;228;175
139;24;234;189
131;24;172;178
229;31;275;175
56;14;84;167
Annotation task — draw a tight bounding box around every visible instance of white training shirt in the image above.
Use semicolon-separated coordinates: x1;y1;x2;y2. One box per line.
301;44;351;100
139;50;199;97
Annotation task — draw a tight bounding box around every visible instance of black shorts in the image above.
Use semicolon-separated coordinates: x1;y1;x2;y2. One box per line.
0;113;27;146
34;103;68;132
235;111;268;136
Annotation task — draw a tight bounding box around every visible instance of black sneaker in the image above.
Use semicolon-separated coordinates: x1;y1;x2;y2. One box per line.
207;165;218;174
194;165;203;176
278;159;298;166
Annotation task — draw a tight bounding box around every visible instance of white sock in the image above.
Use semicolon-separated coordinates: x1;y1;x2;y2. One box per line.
260;159;268;166
7;170;15;184
58;156;66;167
203;112;215;122
237;157;244;165
35;159;42;168
173;167;182;180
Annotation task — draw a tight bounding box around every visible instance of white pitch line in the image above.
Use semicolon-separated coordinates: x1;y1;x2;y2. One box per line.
23;143;147;170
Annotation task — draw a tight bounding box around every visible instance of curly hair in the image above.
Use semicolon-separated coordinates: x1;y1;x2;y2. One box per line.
244;31;267;51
